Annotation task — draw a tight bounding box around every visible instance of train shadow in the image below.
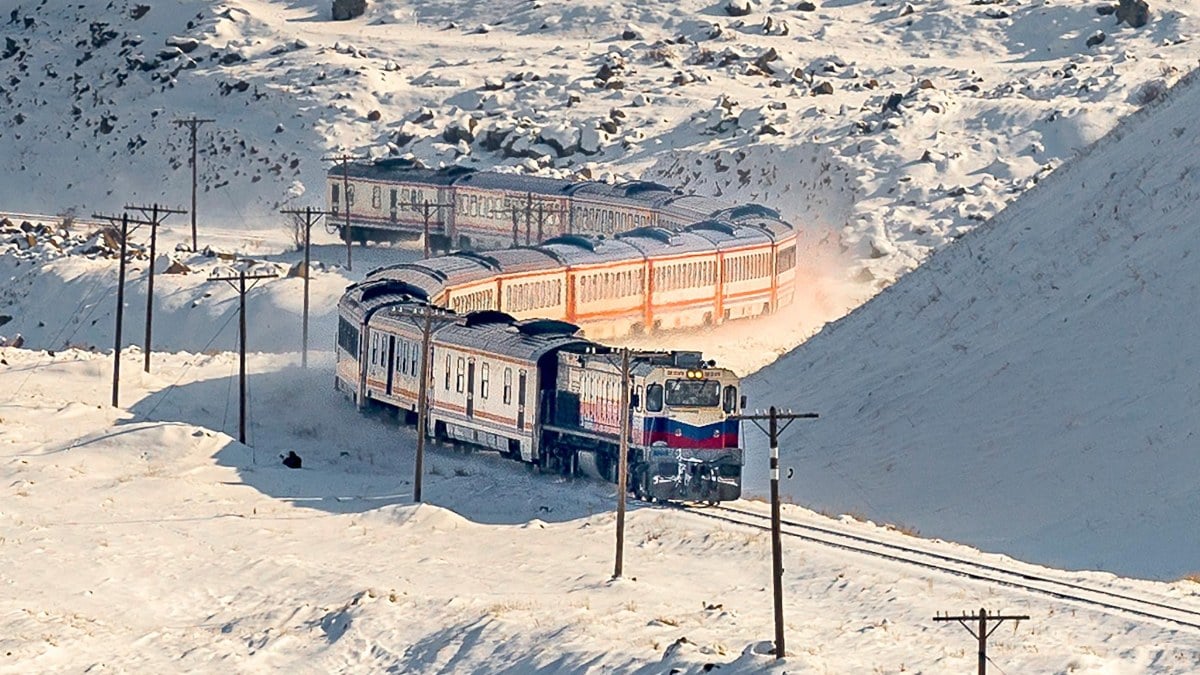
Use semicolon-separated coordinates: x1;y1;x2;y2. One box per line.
125;362;634;525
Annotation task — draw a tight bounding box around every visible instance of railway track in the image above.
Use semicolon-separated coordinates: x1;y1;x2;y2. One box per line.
678;502;1200;632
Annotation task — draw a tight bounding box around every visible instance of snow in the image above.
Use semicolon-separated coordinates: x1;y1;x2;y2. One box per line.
4;0;1200;670
747;68;1200;580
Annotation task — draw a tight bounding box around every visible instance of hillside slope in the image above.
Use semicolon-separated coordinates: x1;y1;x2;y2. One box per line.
1;0;1197;285
746;68;1200;579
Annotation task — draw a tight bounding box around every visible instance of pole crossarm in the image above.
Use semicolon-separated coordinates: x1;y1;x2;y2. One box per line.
125;204;187;219
208;271;280;284
933;608;1030;675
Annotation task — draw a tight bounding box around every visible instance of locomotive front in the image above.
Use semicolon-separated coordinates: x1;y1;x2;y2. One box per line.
631;353;744;503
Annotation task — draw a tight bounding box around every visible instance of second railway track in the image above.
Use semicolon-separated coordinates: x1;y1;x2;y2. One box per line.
676;502;1200;633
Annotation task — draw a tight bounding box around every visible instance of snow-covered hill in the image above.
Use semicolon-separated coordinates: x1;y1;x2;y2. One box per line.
2;0;1198;284
747;66;1200;580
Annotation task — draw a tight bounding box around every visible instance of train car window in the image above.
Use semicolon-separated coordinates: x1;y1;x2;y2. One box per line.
445;355;451;390
371;186;381;209
481;363;490;399
456;357;465;392
410;341;418;375
503;368;513;404
723;385;738;414
370;334;378;366
346;184;354;206
646;383;664;413
634;385;643;410
665;379;721;407
331;184;341;209
397;342;405;374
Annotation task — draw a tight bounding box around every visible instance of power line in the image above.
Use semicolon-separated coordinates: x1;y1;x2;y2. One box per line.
206;269;278;445
280;206;334;368
125;203;186;374
321;153;368;271
734;406;820;660
171;115;215;251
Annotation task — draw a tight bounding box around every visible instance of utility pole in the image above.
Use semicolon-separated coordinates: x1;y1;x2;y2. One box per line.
413;196;455;259
613;347;631;579
521;192;558;245
172;115;214;251
934;608;1030;675
389;303;457;502
126;203;186;373
735;406;819;660
280;206;333;368
92;211;136;407
207;269;278;444
321;153;367;271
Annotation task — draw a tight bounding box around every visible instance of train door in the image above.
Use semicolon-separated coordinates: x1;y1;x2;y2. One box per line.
466;359;476;418
390;189;398;222
517;369;527;430
385;335;396;396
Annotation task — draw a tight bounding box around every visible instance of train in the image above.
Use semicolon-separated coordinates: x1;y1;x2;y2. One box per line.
328;160;796;336
335;290;745;502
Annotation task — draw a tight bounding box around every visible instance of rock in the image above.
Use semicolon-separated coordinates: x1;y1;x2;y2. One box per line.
538;123;582;157
898;3;915;17
883;92;904;112
282;451;302;469
332;0;367;21
753;47;779;73
1097;4;1117;15
725;0;754;17
166;36;200;54
797;0;817;9
130;4;151;20
918;78;935;89
287;262;308;278
622;24;642;40
442;115;479;144
0;315;10;327
1086;30;1106;47
367;109;382;121
219;51;245;65
164;260;191;274
579;126;602;155
1116;0;1150;28
482;76;505;91
1;334;24;348
811;81;834;95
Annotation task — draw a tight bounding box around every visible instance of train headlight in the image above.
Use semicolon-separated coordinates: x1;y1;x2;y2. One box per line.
686;369;704;380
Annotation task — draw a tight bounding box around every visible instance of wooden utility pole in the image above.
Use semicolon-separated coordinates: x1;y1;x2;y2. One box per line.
520;192;559;245
92;211;134;407
321;153;367;271
934;608;1030;675
613;347;631;579
413;196;454;259
126;203;186;373
280;206;333;368
735;407;819;660
389;304;457;502
207;269;278;444
172;115;214;251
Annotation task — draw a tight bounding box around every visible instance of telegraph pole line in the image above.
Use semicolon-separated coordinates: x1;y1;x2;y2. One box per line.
934;608;1030;675
321;153;367;271
390;303;458;502
126;203;186;373
280;206;334;368
413;196;454;259
735;406;820;660
207;269;278;445
613;347;631;579
92;211;138;407
172;115;214;251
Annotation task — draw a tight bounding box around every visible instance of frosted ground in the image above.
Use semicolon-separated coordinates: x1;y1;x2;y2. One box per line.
4;0;1200;671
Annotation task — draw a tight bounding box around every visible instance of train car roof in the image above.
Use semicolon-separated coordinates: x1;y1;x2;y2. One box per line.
661;194;729;222
450;171;574;196
431;310;591;361
683;220;773;250
614;227;715;257
330;159;469;185
729;214;795;240
339;278;437;324
539;235;646;266
482;247;566;275
565;180;676;201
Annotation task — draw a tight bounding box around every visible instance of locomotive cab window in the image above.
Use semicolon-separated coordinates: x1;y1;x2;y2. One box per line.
723;385;738;414
665;379;721;407
646;383;664;413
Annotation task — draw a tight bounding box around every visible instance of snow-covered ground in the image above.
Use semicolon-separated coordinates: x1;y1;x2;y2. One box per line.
5;0;1200;670
5;347;1200;672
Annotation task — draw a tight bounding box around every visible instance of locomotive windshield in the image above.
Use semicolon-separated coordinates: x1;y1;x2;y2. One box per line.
665;379;721;407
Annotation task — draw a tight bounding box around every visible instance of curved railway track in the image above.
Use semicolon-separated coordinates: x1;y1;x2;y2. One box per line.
677;502;1200;632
